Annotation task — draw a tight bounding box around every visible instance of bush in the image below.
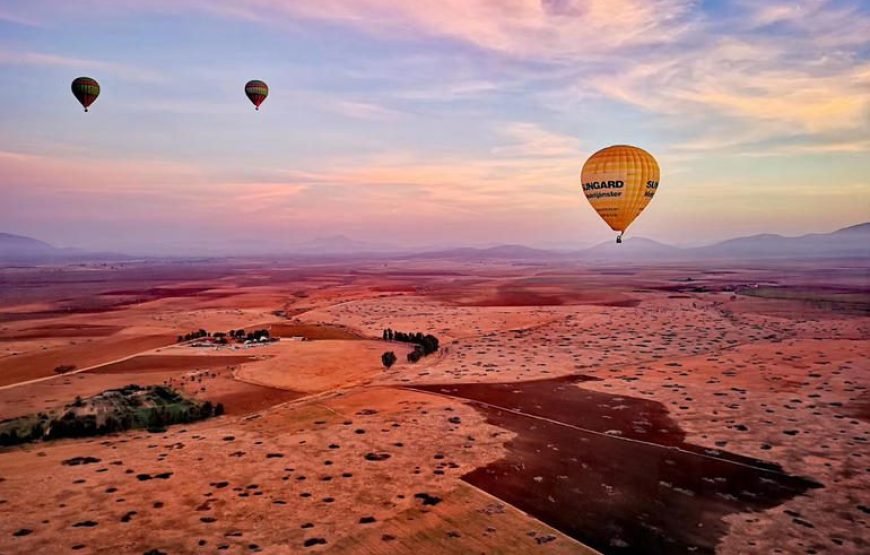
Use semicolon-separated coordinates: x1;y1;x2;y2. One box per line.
381;351;397;368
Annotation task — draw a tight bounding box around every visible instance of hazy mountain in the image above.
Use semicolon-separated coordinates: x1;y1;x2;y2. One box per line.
408;223;870;262
835;222;870;235
289;235;398;254
690;223;870;259
575;223;870;261
0;233;130;263
580;237;683;261
409;244;562;261
0;232;58;260
4;223;868;263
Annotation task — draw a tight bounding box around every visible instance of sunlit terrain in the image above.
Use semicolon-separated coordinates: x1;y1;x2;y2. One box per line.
0;254;866;554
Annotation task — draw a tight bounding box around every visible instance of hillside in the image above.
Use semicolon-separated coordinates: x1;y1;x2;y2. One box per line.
690;223;870;259
0;232;129;263
0;232;58;260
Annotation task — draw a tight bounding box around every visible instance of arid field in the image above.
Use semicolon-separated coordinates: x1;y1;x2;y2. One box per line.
0;257;867;554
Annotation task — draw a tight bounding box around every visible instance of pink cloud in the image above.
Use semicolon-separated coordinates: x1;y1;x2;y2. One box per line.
0;50;164;82
2;0;696;58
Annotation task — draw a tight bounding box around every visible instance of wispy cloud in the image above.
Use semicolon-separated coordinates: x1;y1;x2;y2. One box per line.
0;0;866;250
0;7;42;27
0;50;164;82
327;99;402;121
492;123;581;158
276;0;696;58
243;0;868;153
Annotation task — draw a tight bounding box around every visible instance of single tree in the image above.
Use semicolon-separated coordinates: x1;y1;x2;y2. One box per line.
381;351;397;368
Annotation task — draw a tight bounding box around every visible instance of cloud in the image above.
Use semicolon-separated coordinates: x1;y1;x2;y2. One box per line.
274;0;696;58
5;1;864;147
0;50;164;83
327;100;402;121
0;0;866;250
492;122;581;158
0;7;42;26
3;0;697;57
392;79;501;102
230;0;867;153
0;149;203;194
563;5;870;151
738;0;870;47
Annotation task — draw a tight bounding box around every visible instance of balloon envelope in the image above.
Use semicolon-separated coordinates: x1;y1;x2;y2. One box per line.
580;145;660;236
71;77;100;112
245;80;268;110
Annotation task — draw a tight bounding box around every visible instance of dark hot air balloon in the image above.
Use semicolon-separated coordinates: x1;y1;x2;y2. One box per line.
71;77;100;112
245;80;269;110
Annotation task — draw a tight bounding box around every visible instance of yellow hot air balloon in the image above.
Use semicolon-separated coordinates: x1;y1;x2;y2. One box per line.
580;145;660;243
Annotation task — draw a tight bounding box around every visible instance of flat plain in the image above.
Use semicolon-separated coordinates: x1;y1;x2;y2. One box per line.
0;257;867;554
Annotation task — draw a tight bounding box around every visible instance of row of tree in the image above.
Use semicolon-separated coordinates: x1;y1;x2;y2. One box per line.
177;329;208;342
225;329;273;343
176;328;273;344
381;329;441;366
382;329;439;354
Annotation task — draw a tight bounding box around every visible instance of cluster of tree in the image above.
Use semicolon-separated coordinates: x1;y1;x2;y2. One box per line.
382;329;440;363
0;386;225;446
142;400;224;433
228;328;273;343
177;329;208;342
0;420;46;446
176;328;275;345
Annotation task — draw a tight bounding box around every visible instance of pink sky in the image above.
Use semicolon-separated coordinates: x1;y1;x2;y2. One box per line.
1;0;868;253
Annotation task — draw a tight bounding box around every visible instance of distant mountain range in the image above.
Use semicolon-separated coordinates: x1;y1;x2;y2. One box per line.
0;233;57;259
686;222;870;260
0;233;129;263
286;235;397;255
2;223;868;263
408;244;560;261
401;223;870;262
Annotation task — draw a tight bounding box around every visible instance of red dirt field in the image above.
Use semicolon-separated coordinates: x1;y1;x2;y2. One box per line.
269;323;366;340
0;257;867;554
0;324;122;341
0;334;177;387
89;354;259;374
412;377;821;554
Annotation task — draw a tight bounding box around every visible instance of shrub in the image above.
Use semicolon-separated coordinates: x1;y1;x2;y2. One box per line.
381;351;397;368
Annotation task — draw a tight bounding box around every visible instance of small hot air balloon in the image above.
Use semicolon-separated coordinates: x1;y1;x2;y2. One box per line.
245;80;268;110
71;77;100;112
580;145;660;244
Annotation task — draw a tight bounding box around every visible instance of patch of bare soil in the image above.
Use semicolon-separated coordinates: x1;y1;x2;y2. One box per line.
414;377;821;555
90;355;258;375
269;322;366;340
